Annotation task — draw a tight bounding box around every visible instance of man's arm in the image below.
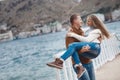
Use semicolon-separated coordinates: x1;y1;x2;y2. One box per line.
65;28;75;48
67;29;101;42
66;34;90;53
66;28;90;52
65;36;75;48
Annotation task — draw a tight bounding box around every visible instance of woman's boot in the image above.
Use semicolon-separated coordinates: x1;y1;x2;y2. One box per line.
47;58;63;69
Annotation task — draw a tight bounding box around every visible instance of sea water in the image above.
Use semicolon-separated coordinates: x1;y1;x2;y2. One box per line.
0;21;120;80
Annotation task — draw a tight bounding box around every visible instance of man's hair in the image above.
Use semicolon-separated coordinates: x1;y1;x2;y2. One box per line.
70;14;79;25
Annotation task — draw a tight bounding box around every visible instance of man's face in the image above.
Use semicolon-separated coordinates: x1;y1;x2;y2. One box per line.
74;16;83;27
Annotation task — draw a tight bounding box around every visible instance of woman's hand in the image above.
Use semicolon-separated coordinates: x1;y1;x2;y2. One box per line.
97;37;102;43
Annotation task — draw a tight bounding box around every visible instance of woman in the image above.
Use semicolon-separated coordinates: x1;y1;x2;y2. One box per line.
47;14;110;78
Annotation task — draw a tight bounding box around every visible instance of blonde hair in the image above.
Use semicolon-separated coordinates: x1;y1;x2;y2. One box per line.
87;14;110;39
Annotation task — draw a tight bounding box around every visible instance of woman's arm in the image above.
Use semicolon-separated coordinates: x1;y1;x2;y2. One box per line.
67;29;101;42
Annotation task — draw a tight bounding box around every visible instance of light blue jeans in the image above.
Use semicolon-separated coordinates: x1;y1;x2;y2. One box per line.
74;62;95;80
74;67;90;80
61;42;101;64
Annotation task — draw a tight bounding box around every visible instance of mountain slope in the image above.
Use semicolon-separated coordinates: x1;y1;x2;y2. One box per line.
0;0;120;35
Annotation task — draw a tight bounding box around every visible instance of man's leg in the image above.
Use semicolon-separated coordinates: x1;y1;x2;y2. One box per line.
82;62;96;80
73;65;90;80
79;71;91;80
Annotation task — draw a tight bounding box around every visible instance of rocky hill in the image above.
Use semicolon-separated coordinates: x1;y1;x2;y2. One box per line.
0;0;120;35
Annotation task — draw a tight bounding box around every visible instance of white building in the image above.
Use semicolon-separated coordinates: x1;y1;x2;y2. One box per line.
112;9;120;21
93;13;105;22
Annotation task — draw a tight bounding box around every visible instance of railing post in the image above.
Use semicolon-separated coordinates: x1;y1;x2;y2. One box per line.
66;58;73;80
56;69;61;80
63;62;69;80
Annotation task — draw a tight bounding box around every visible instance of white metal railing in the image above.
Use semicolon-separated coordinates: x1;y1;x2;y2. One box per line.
54;33;120;80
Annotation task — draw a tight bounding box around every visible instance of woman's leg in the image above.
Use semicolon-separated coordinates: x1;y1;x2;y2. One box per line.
47;42;87;78
60;42;100;61
60;42;88;61
47;42;100;71
46;42;81;69
60;42;93;78
71;51;81;64
60;46;81;64
46;43;81;69
80;43;101;59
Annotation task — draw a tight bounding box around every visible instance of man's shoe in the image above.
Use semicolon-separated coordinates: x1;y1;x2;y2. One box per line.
47;58;63;69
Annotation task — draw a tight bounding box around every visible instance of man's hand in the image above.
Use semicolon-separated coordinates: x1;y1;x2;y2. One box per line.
79;45;90;54
66;28;74;37
67;32;76;37
68;28;73;32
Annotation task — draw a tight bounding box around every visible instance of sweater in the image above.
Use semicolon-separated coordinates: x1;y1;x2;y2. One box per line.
65;26;92;64
69;28;101;43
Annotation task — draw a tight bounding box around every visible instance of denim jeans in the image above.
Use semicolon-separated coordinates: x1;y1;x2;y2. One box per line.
61;42;101;64
73;62;95;80
82;62;96;80
73;66;90;80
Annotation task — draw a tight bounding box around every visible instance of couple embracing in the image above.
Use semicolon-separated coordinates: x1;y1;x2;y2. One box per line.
47;14;110;80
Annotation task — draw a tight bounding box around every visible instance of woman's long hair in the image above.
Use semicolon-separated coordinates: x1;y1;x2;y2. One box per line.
87;14;110;39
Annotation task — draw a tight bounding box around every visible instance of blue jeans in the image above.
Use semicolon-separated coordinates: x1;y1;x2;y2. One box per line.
74;62;95;80
74;66;90;80
61;42;101;64
83;62;95;80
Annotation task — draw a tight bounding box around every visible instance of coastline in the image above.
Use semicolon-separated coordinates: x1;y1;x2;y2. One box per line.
0;20;120;43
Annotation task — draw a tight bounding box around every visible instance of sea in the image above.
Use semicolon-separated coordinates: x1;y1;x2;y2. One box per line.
0;21;120;80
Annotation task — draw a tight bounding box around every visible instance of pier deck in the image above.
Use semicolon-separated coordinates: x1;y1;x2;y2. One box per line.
96;54;120;80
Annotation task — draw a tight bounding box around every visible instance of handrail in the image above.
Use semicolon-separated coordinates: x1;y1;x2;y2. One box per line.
54;34;120;80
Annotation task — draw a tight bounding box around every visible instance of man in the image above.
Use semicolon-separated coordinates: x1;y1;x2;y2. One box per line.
65;14;96;80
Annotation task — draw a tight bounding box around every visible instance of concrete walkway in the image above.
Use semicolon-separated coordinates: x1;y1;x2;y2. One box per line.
96;54;120;80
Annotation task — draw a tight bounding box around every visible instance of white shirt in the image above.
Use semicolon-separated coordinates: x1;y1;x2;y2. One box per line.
70;29;101;43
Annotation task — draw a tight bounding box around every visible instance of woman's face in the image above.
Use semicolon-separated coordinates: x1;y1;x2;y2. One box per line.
86;17;93;27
